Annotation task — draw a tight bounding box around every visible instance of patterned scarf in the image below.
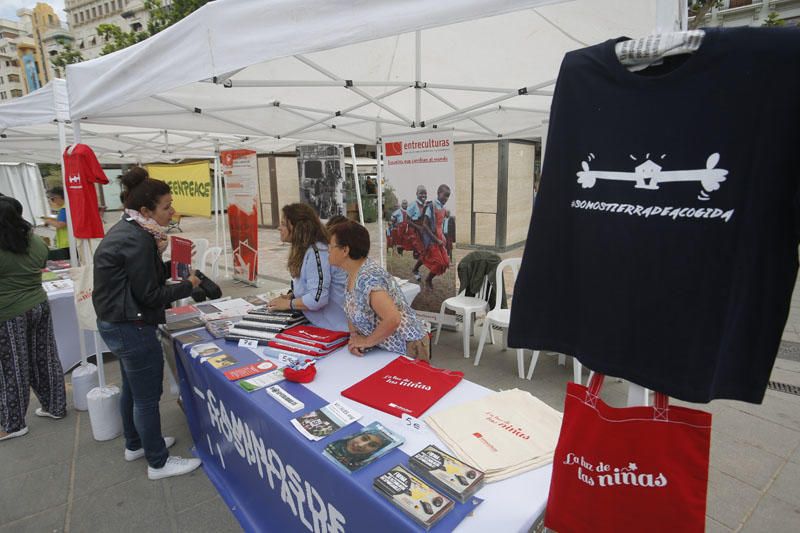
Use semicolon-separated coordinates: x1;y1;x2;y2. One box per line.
124;208;169;255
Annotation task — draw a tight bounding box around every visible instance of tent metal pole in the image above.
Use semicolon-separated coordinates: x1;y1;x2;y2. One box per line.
57;121;79;268
213;142;221;253
349;144;364;224
279;85;409;138
294;55;413;124
427;79;556;124
423;88;497;135
216;149;231;278
375;125;385;268
415;30;422;126
224;80;412;88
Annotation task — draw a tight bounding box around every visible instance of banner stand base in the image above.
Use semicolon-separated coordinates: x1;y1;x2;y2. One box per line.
233;276;259;288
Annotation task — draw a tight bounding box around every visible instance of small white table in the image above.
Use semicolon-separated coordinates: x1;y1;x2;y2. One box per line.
46;287;106;372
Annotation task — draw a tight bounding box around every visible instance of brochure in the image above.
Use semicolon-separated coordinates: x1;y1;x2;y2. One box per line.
174;330;206;346
164;317;205;332
223;360;278;381
408;445;485;502
290;401;361;441
373;465;454;530
206;353;238;369
170;236;193;280
205;319;238;339
238;368;285;392
190;342;223;359
322;421;404;473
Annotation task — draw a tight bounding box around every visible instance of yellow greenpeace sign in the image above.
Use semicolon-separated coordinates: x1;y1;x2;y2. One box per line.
146;161;212;217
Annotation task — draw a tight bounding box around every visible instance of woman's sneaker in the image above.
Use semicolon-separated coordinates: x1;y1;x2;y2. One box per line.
125;437;176;461
35;408;64;419
147;456;202;480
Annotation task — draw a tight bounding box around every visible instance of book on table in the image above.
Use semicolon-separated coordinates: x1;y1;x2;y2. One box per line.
290;401;361;441
407;445;485;502
373;464;454;530
322;421;404;473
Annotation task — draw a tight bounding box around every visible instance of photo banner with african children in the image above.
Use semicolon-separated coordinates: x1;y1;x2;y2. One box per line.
146;161;211;217
382;130;456;321
221;149;259;284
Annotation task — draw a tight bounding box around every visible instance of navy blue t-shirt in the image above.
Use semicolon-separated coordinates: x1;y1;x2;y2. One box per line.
508;28;800;403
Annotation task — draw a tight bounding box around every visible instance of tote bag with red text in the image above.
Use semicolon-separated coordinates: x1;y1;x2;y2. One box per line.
545;373;711;533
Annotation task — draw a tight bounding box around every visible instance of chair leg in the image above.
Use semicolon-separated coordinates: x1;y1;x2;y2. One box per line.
474;321;490;367
500;328;507;351
558;353;566;366
462;312;472;359
516;349;526;379
434;301;447;345
525;350;541;380
573;357;582;384
489;325;495;344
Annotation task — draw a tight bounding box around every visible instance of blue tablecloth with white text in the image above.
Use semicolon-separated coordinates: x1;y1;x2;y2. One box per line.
174;333;483;533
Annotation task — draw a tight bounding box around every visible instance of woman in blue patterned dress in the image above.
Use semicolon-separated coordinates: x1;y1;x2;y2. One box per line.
327;220;429;358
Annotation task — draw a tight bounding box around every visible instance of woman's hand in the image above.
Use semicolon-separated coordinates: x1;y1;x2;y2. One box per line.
348;333;372;357
188;274;202;288
269;296;291;311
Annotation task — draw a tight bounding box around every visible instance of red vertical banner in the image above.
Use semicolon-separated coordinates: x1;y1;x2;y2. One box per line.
221;149;259;284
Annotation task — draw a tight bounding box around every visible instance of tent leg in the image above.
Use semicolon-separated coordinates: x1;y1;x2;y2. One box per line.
375;134;386;269
350;144;364;224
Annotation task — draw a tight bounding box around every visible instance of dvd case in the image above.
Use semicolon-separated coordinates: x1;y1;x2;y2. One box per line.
373;464;454;530
408;445;485;502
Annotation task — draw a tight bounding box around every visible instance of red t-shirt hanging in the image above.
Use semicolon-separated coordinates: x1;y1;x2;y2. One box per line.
342;357;464;418
62;144;108;238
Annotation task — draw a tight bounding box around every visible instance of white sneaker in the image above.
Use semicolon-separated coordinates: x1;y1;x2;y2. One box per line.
35;408;64;419
0;427;29;441
125;436;176;462
147;456;202;480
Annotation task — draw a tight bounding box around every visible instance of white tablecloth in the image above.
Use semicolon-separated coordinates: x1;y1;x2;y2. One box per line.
46;288;107;372
305;348;551;532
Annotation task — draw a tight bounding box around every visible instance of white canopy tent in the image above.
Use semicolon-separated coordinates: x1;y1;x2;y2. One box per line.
0;162;48;225
67;0;660;143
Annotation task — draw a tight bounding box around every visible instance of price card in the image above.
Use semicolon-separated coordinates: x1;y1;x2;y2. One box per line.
238;338;259;351
401;413;426;433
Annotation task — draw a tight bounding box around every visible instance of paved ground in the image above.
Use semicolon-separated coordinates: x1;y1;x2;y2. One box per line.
5;215;800;532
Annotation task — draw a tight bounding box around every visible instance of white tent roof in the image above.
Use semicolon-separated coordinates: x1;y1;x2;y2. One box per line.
0;121;300;164
67;0;657;143
0;79;69;129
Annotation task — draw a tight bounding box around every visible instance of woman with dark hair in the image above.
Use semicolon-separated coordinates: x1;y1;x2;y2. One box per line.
268;203;348;331
328;220;429;358
93;167;202;480
0;196;67;441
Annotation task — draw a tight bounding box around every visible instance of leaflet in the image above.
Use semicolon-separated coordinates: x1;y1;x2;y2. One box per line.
290;401;361;441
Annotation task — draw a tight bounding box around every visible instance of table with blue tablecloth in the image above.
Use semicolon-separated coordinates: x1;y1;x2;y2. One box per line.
174;331;551;532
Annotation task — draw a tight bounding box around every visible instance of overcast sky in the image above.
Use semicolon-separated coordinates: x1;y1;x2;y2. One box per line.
0;1;67;22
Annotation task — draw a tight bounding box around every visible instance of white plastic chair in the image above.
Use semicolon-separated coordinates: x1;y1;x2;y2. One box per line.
473;258;530;378
434;275;491;359
191;238;209;271
201;246;222;280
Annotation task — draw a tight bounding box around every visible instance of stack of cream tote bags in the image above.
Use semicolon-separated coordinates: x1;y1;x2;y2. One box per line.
425;389;562;481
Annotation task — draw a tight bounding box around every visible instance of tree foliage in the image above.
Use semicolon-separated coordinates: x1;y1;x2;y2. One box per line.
762;12;786;27
99;0;211;56
688;1;723;30
50;38;84;74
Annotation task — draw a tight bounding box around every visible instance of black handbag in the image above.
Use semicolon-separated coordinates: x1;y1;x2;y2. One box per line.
191;270;222;302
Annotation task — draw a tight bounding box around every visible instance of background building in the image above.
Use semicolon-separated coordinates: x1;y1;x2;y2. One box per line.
64;0;148;60
693;0;800;27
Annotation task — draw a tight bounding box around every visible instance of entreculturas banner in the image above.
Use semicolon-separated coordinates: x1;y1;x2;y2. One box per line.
382;130;456;320
221;149;259;284
146;161;212;217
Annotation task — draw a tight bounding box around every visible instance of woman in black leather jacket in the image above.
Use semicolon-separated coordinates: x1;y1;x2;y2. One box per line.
93;167;202;480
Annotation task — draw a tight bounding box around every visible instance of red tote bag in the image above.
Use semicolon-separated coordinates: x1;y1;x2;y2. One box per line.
545;373;711;533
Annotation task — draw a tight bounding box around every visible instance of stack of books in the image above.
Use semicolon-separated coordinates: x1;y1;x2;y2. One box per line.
267;324;349;358
224;308;308;345
164;304;204;332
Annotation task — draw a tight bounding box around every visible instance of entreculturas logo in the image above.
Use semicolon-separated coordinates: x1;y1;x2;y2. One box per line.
385;142;403;156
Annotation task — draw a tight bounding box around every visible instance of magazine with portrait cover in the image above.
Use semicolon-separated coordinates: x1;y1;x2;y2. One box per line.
373;464;454;530
408;445;485;502
290;401;361;441
322;421;404;473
